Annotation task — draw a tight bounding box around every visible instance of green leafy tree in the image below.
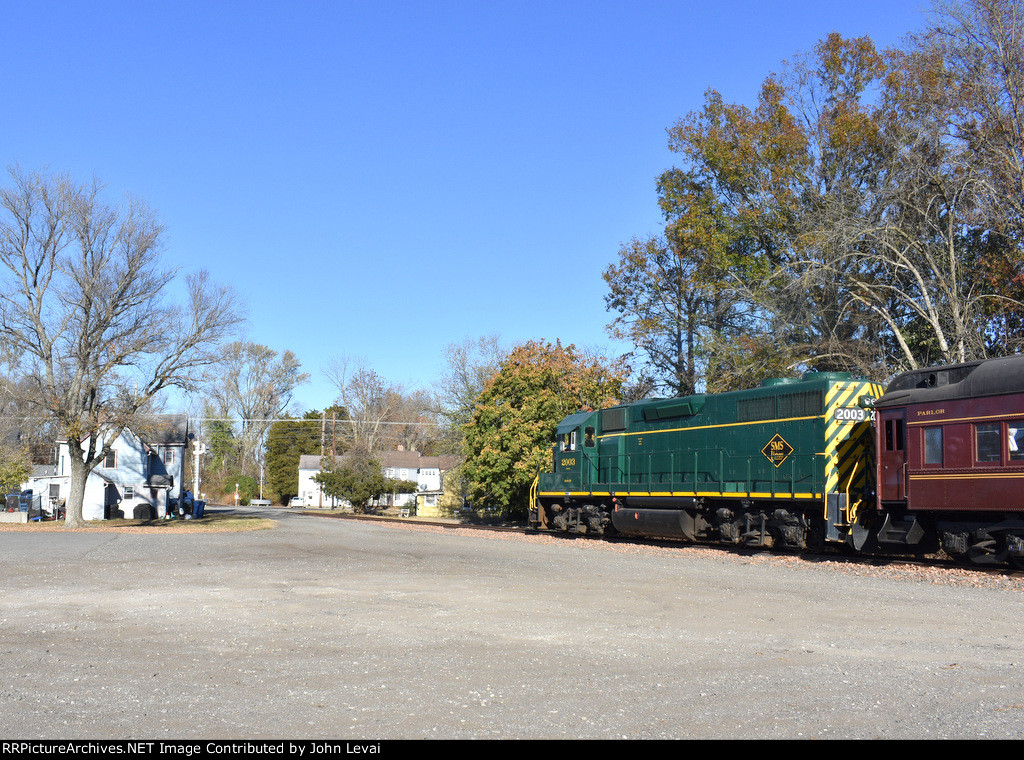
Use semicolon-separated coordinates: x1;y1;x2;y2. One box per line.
201;413;239;497
0;444;31;494
604;230;761;395
224;474;258;505
265;406;346;504
462;341;625;519
315;446;392;513
928;0;1024;239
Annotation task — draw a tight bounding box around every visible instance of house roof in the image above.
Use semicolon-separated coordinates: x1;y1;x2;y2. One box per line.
137;414;190;446
31;464;58;478
55;414;190;447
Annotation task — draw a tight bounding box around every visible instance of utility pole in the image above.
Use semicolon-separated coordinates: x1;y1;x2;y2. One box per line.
319;411;325;508
192;419;202;499
193;443;201;497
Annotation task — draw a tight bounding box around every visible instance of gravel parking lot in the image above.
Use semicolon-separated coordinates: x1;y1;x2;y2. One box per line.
2;507;1024;740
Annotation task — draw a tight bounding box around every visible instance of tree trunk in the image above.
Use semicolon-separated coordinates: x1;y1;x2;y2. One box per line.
63;443;93;529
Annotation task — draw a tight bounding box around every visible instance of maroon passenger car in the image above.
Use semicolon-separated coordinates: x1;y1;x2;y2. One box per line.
871;355;1024;566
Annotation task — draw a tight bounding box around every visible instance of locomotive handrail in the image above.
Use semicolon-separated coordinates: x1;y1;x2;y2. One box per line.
543;442;826;497
583;444;822;495
843;455;860;523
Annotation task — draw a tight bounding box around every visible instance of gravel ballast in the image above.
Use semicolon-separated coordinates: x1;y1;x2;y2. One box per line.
2;507;1023;740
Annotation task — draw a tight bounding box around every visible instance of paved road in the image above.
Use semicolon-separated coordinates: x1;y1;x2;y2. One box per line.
2;507;1023;739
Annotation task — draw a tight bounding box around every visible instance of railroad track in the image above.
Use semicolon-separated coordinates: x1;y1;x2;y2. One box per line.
301;509;1024;579
303;510;527;533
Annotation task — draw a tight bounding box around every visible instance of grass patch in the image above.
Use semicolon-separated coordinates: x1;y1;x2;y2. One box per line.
0;511;276;533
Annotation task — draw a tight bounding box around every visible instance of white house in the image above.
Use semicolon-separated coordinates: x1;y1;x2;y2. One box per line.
26;415;190;520
379;450;461;512
297;450;461;514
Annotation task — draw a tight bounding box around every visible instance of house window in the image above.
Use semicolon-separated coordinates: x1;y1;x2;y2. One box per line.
103;451;116;468
124;486;134;499
923;427;943;465
163;448;175;465
976;423;1001;463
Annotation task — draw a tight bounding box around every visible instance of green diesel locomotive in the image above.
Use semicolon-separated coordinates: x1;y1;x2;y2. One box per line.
530;372;883;550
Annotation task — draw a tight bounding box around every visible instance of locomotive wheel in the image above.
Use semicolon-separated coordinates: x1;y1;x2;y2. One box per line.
1004;533;1024;570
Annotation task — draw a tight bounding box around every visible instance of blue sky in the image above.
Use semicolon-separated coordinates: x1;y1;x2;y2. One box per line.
1;0;931;413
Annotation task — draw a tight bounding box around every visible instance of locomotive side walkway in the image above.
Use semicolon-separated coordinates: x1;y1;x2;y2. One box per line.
2;506;1023;740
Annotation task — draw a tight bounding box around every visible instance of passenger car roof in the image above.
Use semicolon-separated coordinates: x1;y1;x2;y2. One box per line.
876;355;1024;407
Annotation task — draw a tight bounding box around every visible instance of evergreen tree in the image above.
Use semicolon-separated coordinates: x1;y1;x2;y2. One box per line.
265;406;346;504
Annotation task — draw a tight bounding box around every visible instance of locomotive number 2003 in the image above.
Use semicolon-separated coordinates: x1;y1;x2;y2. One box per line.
833;407;875;422
560;457;577;468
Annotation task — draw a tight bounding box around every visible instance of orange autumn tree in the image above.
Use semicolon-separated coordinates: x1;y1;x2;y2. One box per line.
463;341;625;519
650;19;1024;377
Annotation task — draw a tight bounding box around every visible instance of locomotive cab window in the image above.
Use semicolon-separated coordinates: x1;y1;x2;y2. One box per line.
976;423;1001;463
923;427;943;465
560;430;577;452
584;427;595;448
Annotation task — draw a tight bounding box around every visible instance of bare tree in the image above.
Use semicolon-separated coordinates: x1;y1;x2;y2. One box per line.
205;341;309;473
823;20;1024;370
0;168;242;527
325;357;402;453
432;334;505;447
388;388;435;453
834;166;996;368
929;0;1024;236
324;356;436;453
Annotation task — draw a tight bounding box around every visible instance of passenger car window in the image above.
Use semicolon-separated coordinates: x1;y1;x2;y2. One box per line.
976;423;1001;463
924;427;943;465
885;419;905;451
1010;426;1024;461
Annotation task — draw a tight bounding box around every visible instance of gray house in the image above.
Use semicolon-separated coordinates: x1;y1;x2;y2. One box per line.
27;415;190;520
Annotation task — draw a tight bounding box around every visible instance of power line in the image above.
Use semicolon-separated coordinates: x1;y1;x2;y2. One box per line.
191;417;439;427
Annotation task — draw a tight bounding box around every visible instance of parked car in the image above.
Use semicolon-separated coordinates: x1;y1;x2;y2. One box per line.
289;497;304;508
